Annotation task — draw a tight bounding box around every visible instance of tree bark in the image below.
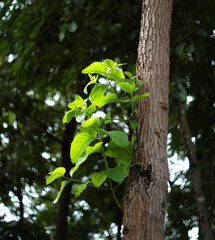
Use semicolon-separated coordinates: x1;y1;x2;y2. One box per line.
177;102;213;240
55;119;76;240
122;1;172;239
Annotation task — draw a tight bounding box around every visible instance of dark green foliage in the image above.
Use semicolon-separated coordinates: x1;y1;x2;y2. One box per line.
168;0;215;238
0;0;142;239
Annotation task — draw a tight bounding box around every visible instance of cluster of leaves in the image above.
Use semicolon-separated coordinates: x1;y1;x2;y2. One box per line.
46;59;149;207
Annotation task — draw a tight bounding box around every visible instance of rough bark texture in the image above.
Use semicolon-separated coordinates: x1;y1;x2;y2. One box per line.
55;119;76;240
122;1;172;239
177;102;213;240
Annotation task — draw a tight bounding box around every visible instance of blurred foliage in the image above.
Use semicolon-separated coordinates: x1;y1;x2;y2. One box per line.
0;0;215;239
168;0;215;239
0;0;141;239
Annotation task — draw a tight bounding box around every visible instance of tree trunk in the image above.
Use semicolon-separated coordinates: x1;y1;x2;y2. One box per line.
177;102;213;240
122;1;172;239
55;119;76;240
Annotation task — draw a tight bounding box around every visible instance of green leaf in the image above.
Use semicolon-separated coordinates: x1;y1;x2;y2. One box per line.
105;140;132;159
97;93;117;107
103;166;125;183
82;62;107;74
124;71;133;79
80;127;97;137
68;95;84;109
116;63;126;67
30;19;45;40
175;42;186;56
107;131;128;148
105;112;111;124
84;74;98;94
136;80;143;87
66;21;77;33
117;158;131;169
70;133;95;163
46;167;66;185
75;111;86;122
108;68;125;80
130;120;138;130
70;152;88;177
104;59;116;68
118;97;131;103
58;31;65;42
90;83;108;104
120;82;135;94
108;78;130;84
132;135;137;145
133;93;149;103
53;180;70;204
70;142;103;177
97;128;108;136
63;109;80;124
86;142;103;155
86;103;97;116
82;116;101;129
91;172;107;187
72;181;88;197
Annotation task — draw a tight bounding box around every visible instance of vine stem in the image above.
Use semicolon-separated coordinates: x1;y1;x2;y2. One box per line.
131;94;135;121
101;142;122;210
62;176;111;191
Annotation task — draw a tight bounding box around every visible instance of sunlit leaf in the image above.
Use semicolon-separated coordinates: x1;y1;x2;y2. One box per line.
124;71;133;79
82;62;107;74
97;93;117;107
86;103;97;116
46;167;66;185
86;142;103;156
84;74;98;94
120;82;135;94
108;68;125;80
70;152;88;177
91;172;107;187
82;116;101;129
53;180;70;204
68;95;84;109
70;133;95;163
75;111;86;122
72;181;89;197
63;109;80;124
104;59;116;68
70;142;103;177
90;83;108;104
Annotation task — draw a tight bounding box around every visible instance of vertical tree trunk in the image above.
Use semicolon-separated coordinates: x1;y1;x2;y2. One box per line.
122;1;172;239
177;102;213;240
55;119;76;240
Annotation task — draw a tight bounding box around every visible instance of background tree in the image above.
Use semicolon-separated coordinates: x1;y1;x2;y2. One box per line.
167;0;215;239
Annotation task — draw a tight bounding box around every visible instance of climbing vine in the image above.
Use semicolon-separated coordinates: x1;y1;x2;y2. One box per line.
46;59;149;208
